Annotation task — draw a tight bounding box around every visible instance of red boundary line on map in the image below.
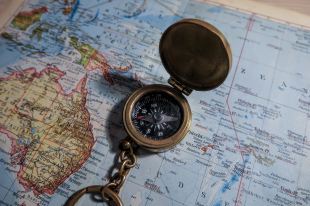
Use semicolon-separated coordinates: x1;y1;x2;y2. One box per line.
1;67;95;196
225;13;254;206
206;0;310;30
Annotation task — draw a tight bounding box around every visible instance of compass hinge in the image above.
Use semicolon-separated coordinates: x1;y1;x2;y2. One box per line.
168;78;192;96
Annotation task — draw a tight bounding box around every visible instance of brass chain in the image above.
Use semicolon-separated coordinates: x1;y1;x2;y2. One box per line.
65;138;136;206
103;138;137;198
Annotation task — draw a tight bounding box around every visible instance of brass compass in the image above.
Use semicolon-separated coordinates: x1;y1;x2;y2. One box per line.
123;18;231;152
66;18;232;206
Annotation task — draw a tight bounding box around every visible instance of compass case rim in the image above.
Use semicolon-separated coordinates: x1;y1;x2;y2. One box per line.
123;84;191;152
159;18;232;91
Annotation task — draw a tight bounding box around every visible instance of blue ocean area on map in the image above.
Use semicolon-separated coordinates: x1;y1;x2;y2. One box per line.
0;0;310;206
136;14;181;30
207;6;222;14
69;0;80;21
0;147;18;204
87;9;100;23
0;38;22;68
221;155;249;193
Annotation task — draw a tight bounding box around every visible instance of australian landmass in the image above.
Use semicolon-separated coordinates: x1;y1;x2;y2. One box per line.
0;66;94;195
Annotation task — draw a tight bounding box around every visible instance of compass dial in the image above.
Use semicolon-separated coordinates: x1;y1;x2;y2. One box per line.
131;92;183;140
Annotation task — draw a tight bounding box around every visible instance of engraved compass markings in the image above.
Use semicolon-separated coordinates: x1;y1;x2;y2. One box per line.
136;112;179;123
131;92;182;140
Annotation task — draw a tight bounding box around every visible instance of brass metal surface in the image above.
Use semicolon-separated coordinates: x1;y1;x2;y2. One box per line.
160;18;232;91
64;139;137;206
123;84;192;152
66;18;232;206
64;185;123;206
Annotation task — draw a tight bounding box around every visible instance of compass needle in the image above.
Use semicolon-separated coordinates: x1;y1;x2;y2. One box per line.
130;92;183;140
160;114;179;123
66;18;231;206
124;18;230;151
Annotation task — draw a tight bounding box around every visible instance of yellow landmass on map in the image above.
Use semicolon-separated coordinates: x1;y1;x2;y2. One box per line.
12;7;48;31
0;67;94;195
70;36;131;84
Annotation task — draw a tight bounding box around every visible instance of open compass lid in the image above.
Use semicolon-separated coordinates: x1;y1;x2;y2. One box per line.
159;19;232;95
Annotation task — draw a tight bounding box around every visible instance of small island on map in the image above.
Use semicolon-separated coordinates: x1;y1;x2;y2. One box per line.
70;36;132;84
1;0;310;205
12;6;48;31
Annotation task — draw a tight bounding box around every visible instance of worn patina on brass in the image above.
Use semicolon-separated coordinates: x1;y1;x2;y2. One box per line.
123;84;192;152
160;18;232;94
123;18;231;151
66;18;231;206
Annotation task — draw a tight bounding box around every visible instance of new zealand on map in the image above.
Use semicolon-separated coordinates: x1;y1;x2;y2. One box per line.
0;0;309;206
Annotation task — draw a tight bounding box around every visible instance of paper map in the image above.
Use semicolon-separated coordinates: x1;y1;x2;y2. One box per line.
0;0;310;205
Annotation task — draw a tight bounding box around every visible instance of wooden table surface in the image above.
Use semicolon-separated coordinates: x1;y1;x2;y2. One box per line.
208;0;310;28
254;0;310;15
1;0;310;30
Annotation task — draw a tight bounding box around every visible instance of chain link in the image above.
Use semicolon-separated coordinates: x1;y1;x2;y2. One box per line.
65;138;136;206
108;138;137;193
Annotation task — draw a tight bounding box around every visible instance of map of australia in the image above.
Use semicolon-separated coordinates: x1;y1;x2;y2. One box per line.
1;0;310;205
0;67;94;195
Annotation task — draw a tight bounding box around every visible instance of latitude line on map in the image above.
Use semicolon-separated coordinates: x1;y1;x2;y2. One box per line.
2;1;309;205
242;153;256;206
1;176;17;202
125;178;189;206
47;2;310;113
194;117;224;205
236;56;308;80
247;20;285;205
152;155;181;203
39;92;60;122
0;184;11;191
154;0;183;18
226;13;255;161
4;75;34;124
294;114;309;204
126;159;282;206
125;101;304;199
2;68;65;201
123;140;262;206
126;166;282;206
50;45;310;159
45;38;310;206
221;82;310;120
222;22;291;204
144;156;164;206
41;6;310;177
123;138;285;206
292;47;310;205
21;127;54;174
225;13;254;206
185;7;309;50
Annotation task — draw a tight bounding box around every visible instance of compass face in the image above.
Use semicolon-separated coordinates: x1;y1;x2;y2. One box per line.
131;92;183;140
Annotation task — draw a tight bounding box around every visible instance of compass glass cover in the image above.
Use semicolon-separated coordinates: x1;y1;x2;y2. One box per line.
131;92;183;140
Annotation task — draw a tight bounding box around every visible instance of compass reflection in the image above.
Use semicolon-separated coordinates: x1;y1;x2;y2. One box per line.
131;92;183;140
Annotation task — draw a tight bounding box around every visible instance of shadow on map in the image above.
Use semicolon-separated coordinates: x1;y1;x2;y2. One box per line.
88;72;153;204
106;73;155;152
